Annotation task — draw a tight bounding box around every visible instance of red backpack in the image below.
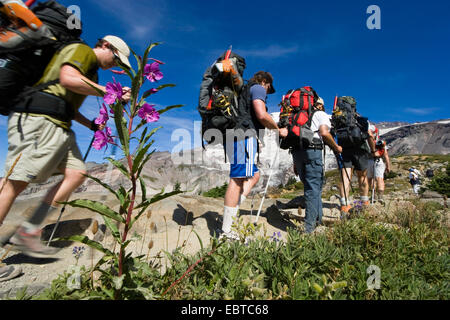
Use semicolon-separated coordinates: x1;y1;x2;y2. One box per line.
278;86;319;150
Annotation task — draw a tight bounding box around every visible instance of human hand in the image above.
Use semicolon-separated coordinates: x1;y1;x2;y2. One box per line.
278;127;288;138
121;87;131;103
335;145;343;154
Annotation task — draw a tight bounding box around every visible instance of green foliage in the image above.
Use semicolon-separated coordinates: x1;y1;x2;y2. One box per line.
428;163;450;196
202;183;228;198
39;197;449;300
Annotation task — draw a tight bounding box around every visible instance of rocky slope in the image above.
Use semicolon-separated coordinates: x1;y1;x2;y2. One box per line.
10;117;450;201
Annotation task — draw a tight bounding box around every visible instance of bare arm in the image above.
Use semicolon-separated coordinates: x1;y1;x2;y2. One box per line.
59;64;105;97
253;99;278;130
319;125;342;154
383;149;391;172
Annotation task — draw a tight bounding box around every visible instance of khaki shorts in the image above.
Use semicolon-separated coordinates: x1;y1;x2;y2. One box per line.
367;158;386;179
4;113;86;184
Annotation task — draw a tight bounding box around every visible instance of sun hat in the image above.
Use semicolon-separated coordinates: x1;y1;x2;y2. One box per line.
102;35;132;69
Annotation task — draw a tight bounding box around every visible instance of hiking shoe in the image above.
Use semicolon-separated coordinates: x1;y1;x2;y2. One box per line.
0;265;23;282
10;227;60;258
217;229;240;241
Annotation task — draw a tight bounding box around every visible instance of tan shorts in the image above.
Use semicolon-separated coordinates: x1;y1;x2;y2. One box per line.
4;113;86;184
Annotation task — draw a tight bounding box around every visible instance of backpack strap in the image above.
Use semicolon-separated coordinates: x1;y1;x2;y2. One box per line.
12;78;74;122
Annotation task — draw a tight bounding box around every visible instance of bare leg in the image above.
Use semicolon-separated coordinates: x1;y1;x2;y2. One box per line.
242;171;260;197
42;168;87;207
0;179;28;225
356;169;369;202
224;178;244;207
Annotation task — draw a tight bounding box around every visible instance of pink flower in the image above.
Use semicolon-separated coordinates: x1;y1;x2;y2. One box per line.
110;69;126;75
95;104;109;125
138;103;160;123
143;88;158;96
93;127;114;150
143;62;163;82
104;78;123;105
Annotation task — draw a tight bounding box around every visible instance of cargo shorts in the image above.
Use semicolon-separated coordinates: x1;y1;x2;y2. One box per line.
4;113;86;184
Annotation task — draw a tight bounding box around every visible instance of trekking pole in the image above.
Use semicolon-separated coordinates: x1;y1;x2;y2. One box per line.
46;135;95;246
254;138;280;225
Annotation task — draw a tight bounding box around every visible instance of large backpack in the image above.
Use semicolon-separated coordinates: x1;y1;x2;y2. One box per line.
0;0;83;116
198;48;253;146
331;96;369;148
278;86;319;150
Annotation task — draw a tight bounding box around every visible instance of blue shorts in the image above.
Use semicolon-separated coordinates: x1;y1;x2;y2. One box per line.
226;137;259;178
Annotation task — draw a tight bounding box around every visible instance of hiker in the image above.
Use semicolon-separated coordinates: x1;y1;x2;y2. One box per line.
331;96;376;217
0;35;132;259
290;97;342;233
220;71;288;239
409;167;422;195
367;123;391;204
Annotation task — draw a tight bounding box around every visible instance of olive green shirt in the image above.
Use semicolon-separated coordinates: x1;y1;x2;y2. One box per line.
33;43;99;130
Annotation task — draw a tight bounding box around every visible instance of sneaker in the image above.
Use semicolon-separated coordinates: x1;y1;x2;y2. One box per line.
9;227;60;258
0;265;23;282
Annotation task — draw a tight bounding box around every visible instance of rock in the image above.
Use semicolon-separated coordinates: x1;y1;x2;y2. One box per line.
420;190;443;199
192;217;208;230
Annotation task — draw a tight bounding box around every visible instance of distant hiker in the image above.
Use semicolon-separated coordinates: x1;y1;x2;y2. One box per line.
367;123;391;204
220;70;287;240
0;35;132;257
409;167;422;195
331;96;376;217
284;96;342;233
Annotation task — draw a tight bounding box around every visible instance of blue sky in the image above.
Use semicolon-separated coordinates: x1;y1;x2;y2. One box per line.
1;0;449;170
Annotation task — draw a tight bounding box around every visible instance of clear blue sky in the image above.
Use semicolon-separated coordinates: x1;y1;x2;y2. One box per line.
1;0;449;171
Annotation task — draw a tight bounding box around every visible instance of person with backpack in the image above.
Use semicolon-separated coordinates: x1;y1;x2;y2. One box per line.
409;167;422;195
220;71;287;240
367;123;391;204
331;96;376;217
287;96;342;233
0;35;132;258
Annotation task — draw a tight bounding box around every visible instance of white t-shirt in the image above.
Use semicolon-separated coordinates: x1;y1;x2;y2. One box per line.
310;110;332;140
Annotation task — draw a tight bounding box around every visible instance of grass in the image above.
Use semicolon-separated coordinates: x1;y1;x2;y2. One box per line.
33;195;449;300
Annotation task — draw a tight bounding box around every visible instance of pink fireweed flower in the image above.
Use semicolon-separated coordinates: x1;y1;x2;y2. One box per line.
93;127;114;150
143;88;158;97
143;62;163;82
149;58;165;65
138;103;160;123
95;104;109;125
104;77;123;105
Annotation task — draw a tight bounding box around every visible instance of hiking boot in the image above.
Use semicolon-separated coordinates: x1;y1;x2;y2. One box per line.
0;265;23;282
9;227;60;258
340;205;351;220
362;201;370;207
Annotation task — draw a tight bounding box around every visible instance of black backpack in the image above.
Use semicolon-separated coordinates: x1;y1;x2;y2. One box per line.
331;96;369;148
198;49;254;147
0;0;83;116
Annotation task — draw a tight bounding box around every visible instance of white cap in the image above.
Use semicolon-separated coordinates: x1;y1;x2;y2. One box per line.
317;97;324;105
102;35;131;69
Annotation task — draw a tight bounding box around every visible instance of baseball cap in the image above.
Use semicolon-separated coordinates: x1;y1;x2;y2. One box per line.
317;97;324;105
102;35;132;69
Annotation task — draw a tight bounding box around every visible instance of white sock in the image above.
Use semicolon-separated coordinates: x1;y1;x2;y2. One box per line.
21;221;40;234
222;206;239;233
360;196;370;202
340;197;349;206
